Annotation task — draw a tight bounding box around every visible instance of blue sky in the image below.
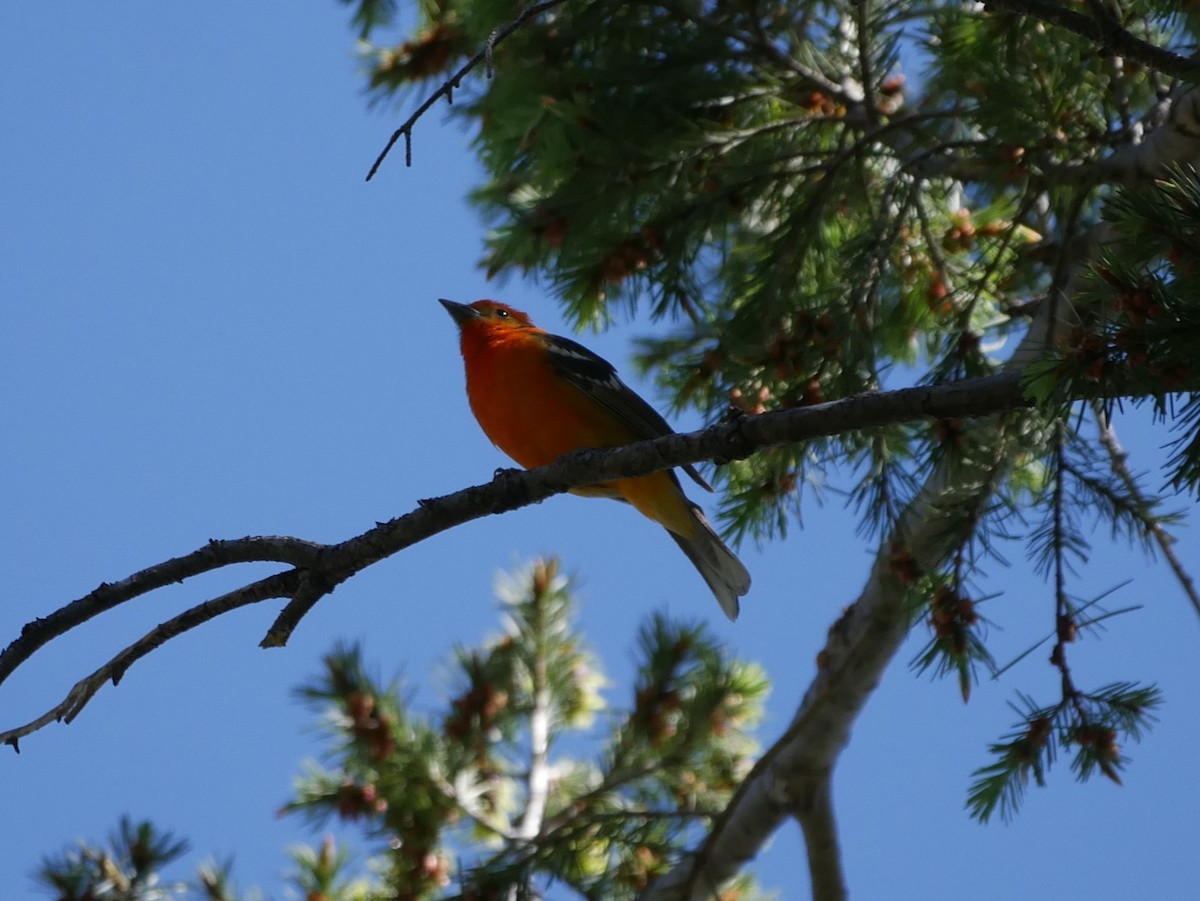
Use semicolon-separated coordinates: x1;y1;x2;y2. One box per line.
2;4;1198;899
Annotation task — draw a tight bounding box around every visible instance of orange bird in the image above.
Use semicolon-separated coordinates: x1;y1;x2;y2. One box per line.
440;298;751;619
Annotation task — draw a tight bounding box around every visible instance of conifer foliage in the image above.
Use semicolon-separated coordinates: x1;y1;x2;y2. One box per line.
37;560;768;900
342;0;1199;887
21;0;1200;897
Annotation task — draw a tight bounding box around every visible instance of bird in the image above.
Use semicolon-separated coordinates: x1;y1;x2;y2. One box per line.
439;298;751;619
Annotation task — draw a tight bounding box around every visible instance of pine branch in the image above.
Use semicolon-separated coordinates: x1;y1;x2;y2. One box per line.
647;182;1199;887
904;86;1200;187
646;416;1021;899
851;0;878;130
794;772;847;901
645;218;1094;900
980;0;1200;80
657;419;1031;895
518;587;552;840
1103;87;1200;180
1092;402;1200;619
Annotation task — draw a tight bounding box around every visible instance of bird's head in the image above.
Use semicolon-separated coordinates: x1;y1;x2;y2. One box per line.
439;299;535;332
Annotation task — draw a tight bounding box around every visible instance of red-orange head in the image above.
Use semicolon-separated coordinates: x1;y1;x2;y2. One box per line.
439;298;536;333
440;300;544;368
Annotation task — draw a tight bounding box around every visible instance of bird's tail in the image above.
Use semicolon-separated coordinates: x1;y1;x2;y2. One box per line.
667;505;751;621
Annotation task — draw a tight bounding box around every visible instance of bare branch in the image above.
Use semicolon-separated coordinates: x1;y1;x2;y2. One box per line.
261;566;337;648
0;536;323;687
1;374;1034;749
365;0;567;180
2;571;299;752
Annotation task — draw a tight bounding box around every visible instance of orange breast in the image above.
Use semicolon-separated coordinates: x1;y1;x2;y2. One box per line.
464;331;635;468
460;329;697;538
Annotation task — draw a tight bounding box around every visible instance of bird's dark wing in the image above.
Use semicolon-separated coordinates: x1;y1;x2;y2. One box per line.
542;333;712;492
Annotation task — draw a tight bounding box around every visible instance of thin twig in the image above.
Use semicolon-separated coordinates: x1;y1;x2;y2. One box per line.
0;536;323;687
1049;428;1086;716
2;571;299;751
1092;402;1200;619
365;0;567;180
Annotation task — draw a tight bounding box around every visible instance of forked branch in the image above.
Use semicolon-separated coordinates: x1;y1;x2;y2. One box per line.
1;372;1032;750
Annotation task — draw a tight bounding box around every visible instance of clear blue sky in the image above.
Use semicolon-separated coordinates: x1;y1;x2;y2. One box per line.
2;4;1197;899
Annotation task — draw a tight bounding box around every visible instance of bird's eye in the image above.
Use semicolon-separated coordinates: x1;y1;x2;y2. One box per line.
495;308;509;319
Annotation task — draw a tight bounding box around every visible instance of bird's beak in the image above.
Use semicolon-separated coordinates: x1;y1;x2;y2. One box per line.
439;298;479;327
